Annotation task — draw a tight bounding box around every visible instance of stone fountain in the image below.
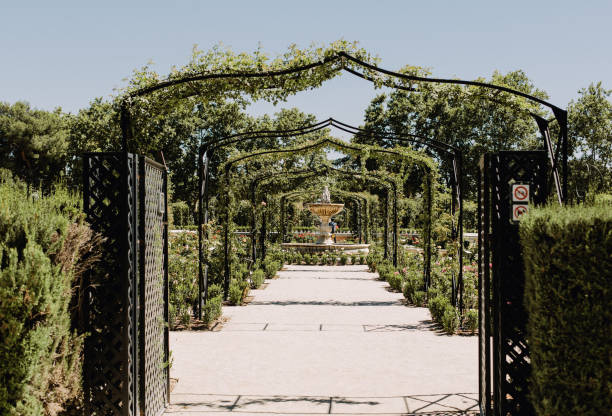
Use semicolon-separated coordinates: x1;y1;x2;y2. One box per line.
306;186;345;244
281;186;369;253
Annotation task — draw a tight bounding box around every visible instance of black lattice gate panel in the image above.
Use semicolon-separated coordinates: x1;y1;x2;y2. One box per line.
478;155;492;415
138;157;169;416
83;152;138;416
478;151;547;416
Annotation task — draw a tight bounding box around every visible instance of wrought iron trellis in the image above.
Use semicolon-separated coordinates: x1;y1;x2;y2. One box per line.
120;51;568;203
478;150;548;416
197;121;446;311
229;163;404;293
114;50;569;414
256;168;388;254
82;152;169;416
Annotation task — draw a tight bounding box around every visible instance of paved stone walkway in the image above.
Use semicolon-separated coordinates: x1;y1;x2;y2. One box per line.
166;265;478;415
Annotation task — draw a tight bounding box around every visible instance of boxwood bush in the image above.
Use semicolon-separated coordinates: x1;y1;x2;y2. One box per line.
520;203;611;415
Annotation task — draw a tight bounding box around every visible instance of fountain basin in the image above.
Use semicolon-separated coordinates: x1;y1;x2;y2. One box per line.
281;242;370;253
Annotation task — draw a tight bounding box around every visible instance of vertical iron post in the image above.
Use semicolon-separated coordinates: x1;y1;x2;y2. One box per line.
458;152;464;313
280;196;286;244
260;200;267;261
393;185;398;267
357;200;362;244
425;173;433;289
250;184;257;264
383;191;389;260
197;148;204;319
223;170;230;300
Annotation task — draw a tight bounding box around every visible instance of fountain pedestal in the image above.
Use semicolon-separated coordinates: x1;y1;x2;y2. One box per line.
307;203;345;244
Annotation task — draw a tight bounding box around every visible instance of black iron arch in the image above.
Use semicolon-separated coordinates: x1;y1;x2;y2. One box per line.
195;121;446;316
213;165;402;302
120;51;567;201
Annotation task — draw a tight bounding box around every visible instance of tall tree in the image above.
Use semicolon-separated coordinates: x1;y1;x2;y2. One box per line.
356;68;549;197
568;82;612;196
0;101;69;190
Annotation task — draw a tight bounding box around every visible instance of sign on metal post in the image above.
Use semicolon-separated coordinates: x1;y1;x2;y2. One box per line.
511;183;530;222
512;184;529;202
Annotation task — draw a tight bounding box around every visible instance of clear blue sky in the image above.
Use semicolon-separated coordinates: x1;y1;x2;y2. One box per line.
2;0;611;131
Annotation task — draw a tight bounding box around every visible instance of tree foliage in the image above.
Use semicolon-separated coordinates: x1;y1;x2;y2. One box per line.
568;82;612;195
0;102;70;190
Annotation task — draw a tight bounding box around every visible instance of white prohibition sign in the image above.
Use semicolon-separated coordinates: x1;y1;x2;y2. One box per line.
512;204;528;221
512;184;530;202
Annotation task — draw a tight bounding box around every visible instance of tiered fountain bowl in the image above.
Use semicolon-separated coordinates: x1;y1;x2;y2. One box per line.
281;199;369;254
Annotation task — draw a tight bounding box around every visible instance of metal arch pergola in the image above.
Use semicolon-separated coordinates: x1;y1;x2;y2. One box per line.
194;119;448;317
226;165;404;300
251;167;396;257
120;51;568;205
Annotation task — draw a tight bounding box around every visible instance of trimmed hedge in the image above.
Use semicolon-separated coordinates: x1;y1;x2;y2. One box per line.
520;204;612;415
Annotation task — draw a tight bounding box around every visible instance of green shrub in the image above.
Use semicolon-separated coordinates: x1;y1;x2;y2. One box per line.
401;270;423;304
303;253;312;265
387;271;403;291
376;262;393;281
520;204;612;416
0;177;94;415
203;295;222;324
264;260;281;278
412;291;426;306
464;309;478;334
327;253;336;265
251;269;265;289
228;280;244;305
168;232;198;328
358;255;365;265
441;305;458;335
170;200;193;228
293;252;303;265
339;254;348;265
207;283;223;299
366;251;383;271
428;294;450;323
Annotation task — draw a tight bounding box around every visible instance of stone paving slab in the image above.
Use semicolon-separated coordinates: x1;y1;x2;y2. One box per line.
166;265;478;415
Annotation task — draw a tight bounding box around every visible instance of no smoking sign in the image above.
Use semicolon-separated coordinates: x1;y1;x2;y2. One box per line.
511;183;530;222
512;184;530;202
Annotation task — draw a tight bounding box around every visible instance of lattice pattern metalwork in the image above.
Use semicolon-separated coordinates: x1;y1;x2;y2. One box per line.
478;155;492;415
478;151;547;415
83;152;138;416
139;157;169;416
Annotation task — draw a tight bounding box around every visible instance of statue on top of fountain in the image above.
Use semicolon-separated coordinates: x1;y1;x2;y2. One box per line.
321;186;331;203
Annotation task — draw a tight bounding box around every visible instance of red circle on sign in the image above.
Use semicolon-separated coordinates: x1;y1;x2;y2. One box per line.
514;185;528;201
514;205;527;217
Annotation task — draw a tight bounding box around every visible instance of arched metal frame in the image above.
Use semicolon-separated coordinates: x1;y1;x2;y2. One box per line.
117;51;569;318
241;166;401;281
120;51;568;204
197;121;449;313
251;169;394;261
